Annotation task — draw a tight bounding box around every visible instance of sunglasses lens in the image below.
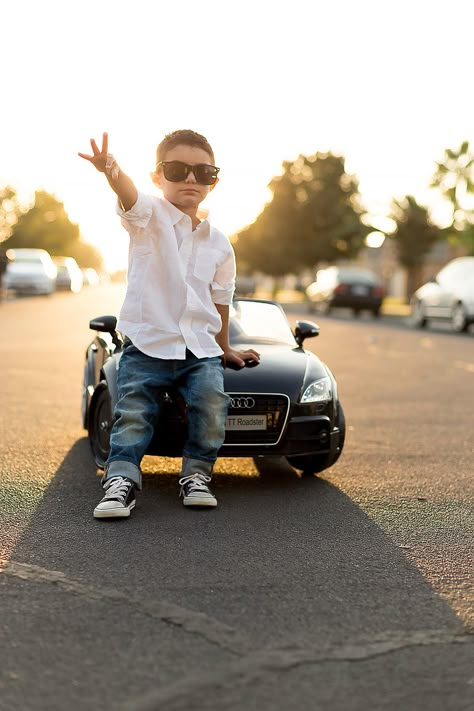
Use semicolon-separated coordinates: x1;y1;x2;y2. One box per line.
194;165;218;185
163;162;187;182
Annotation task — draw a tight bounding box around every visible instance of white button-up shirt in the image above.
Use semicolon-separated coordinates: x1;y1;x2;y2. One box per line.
116;192;236;359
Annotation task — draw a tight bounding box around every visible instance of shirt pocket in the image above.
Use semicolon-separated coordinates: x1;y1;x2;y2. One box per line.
131;236;153;257
193;248;220;283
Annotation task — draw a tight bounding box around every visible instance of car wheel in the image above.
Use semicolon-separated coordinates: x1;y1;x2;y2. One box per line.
88;382;112;469
353;309;361;317
411;300;427;328
372;307;381;318
451;303;468;333
287;401;346;476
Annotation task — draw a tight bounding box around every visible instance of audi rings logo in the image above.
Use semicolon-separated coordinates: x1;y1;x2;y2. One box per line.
230;396;256;409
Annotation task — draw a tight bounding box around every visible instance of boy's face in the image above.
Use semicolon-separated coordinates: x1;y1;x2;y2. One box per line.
151;144;218;211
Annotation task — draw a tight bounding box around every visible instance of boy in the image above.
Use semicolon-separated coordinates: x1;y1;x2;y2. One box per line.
79;130;259;519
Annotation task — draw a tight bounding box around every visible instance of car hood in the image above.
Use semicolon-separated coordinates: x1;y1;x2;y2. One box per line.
223;343;328;401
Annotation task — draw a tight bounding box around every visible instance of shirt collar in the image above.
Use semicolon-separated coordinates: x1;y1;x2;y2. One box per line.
162;197;210;228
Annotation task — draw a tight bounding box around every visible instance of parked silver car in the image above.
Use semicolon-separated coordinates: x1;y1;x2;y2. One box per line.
411;256;474;332
5;248;57;295
53;256;83;293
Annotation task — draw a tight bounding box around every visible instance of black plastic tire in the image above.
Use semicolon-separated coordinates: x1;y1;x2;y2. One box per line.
411;300;427;328
451;303;468;333
88;382;112;469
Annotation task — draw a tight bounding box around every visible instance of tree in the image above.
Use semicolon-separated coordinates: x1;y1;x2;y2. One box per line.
4;189;103;269
234;152;368;276
234;164;301;277
298;153;369;266
430;140;474;254
390;195;440;299
67;241;104;270
0;186;21;244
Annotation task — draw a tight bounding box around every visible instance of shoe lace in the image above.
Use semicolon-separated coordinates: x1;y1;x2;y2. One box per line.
178;473;212;495
102;476;133;502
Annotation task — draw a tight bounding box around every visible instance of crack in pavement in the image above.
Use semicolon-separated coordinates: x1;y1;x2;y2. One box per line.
0;560;253;655
2;559;473;711
123;631;474;711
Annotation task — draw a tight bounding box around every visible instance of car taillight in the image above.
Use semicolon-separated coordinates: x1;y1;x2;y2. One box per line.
334;284;347;294
373;286;385;297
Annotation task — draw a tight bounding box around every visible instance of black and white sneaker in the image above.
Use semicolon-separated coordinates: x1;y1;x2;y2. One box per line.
93;476;136;519
179;474;217;507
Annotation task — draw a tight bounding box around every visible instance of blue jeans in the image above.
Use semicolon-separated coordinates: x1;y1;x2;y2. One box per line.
105;343;230;489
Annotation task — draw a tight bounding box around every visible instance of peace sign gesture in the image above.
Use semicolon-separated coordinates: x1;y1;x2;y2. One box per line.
78;132;109;173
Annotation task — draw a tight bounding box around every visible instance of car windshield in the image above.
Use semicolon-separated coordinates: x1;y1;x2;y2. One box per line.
229;300;296;346
12;255;43;264
336;268;378;284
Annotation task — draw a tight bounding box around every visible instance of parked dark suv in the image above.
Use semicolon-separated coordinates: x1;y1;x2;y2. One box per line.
306;266;385;317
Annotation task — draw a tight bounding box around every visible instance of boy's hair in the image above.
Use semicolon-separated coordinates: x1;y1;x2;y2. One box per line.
156;129;215;167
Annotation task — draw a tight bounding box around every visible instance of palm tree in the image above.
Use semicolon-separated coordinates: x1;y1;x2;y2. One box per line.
430;141;474;253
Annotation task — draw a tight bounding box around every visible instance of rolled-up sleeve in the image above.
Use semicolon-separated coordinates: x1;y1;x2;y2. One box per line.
116;191;153;231
211;249;236;305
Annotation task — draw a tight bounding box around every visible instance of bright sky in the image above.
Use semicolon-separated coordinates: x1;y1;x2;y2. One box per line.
1;0;473;270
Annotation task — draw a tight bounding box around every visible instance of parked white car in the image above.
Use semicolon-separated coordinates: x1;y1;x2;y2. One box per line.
53;256;84;293
5;248;57;295
411;256;474;332
81;267;100;287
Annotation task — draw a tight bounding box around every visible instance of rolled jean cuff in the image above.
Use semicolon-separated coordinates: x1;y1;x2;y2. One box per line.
104;460;142;490
181;456;215;479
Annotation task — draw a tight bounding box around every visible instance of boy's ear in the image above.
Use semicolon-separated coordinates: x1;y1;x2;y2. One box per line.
209;178;219;192
150;171;162;188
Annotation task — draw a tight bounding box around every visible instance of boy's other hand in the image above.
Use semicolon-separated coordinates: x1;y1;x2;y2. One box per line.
78;132;109;172
223;348;260;369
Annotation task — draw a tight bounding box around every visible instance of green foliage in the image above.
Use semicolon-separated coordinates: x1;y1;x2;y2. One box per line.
390;195;441;298
390;196;440;268
234;152;368;276
4;189;103;269
67;241;104;270
5;190;80;253
430;140;474;254
0;186;21;243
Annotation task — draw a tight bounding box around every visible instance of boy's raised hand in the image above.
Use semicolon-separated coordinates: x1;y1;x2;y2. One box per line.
78;132;109;172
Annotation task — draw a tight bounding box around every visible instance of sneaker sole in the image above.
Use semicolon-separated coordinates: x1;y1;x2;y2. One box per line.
93;501;136;519
182;496;217;507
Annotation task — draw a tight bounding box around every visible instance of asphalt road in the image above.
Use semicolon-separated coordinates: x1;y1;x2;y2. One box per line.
1;285;473;711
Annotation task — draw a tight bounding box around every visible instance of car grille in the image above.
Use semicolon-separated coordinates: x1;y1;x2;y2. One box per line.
223;393;290;446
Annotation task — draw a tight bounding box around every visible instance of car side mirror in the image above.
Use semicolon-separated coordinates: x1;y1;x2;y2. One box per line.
89;315;118;332
294;320;320;346
89;315;122;349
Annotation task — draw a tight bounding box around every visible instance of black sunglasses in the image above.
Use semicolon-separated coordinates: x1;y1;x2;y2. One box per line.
157;160;220;185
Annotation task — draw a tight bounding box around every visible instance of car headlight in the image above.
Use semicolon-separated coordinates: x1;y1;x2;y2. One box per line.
300;376;332;403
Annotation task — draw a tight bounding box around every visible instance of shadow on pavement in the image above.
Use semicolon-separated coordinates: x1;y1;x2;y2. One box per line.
1;439;471;711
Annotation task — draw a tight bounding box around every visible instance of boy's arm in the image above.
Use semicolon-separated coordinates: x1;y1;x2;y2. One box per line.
78;132;138;212
215;304;231;353
215;304;260;367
